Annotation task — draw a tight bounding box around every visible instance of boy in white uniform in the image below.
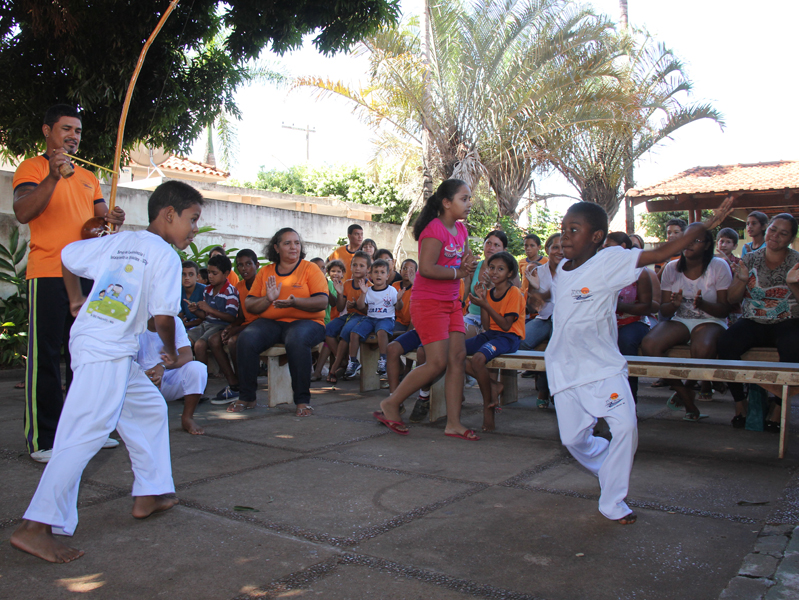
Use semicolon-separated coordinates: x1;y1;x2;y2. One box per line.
528;198;733;524
138;315;208;435
10;180;204;563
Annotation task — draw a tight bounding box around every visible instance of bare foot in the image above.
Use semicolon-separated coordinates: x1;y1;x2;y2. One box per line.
132;495;179;519
10;520;84;563
617;512;637;525
490;380;504;408
378;398;402;423
181;416;205;435
482;405;496;432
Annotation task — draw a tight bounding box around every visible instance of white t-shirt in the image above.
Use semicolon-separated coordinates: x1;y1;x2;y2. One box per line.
363;285;398;319
137;316;191;370
546;246;642;395
61;230;182;367
660;257;732;321
534;264;555;320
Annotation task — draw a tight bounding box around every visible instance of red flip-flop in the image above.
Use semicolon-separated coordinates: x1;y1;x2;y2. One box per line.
445;429;480;441
372;411;409;435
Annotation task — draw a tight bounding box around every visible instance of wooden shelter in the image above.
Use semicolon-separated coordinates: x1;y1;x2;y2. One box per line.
626;160;799;223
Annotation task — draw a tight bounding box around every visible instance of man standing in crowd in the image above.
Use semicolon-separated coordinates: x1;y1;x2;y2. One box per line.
12;105;126;462
327;224;363;279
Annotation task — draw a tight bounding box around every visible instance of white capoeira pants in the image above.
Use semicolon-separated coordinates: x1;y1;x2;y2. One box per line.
23;356;174;536
159;361;207;402
553;373;638;520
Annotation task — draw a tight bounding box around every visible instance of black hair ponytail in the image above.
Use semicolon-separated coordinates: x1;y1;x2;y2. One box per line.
412;179;467;240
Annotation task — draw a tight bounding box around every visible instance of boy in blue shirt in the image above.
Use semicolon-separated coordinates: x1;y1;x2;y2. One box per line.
10;180;203;563
180;260;205;329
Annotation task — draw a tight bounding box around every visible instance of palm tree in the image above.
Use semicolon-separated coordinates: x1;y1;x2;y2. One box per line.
543;30;723;220
296;0;621;218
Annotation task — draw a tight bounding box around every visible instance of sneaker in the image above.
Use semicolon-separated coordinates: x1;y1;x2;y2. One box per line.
211;386;239;404
344;358;361;379
409;396;430;423
377;357;387;376
30;448;53;463
465;375;478;388
320;365;330;378
520;370;536;378
102;437;120;449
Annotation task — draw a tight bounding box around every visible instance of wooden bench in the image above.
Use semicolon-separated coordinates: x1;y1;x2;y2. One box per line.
405;348;799;458
259;343;324;407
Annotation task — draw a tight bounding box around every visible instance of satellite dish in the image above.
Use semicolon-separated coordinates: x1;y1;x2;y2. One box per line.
129;143;168;166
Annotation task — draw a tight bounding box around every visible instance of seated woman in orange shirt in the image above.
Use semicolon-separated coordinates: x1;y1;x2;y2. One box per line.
232;228;328;416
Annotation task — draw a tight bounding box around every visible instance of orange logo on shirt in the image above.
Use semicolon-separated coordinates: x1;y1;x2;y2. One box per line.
581;287;590;294
610;393;619;400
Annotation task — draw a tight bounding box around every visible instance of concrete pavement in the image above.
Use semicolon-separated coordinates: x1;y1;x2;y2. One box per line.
1;371;798;599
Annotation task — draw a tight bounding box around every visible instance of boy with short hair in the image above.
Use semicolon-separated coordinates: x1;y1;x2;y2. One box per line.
326;251;371;382
312;259;346;381
208;250;260;403
346;259;405;377
10;180;203;563
328;224;364;279
715;227;741;267
185;254;239;369
180;260;205;329
139;315;208;434
528;197;733;525
198;268;209;285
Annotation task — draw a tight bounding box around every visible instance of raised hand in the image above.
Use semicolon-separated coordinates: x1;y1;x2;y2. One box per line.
265;275;282;302
525;263;540;290
332;279;344;295
671;289;684;308
702;194;736;230
694;290;703;310
469;284;488;308
407;269;416;284
735;262;749;282
787;263;799;284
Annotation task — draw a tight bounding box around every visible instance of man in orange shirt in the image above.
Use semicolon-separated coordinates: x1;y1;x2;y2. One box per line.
327;223;363;279
13;105;125;462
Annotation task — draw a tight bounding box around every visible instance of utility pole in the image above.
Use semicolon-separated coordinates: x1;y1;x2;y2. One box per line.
281;123;316;162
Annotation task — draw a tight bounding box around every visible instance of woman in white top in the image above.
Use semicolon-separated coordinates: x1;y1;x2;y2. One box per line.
640;229;732;421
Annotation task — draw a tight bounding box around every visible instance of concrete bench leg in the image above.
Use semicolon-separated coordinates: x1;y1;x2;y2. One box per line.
360;344;381;393
779;384;790;459
499;369;518;406
428;375;447;422
267;356;292;407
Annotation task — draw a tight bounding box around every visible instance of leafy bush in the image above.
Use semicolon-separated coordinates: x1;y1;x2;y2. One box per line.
639;210;718;242
0;226;29;368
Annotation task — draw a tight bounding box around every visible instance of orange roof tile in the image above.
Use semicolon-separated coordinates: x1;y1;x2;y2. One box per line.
160;155;230;179
628;160;799;198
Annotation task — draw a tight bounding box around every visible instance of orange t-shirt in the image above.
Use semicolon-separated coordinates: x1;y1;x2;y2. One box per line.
227;270;240;286
248;260;328;326
486;285;525;338
234;276;258;325
342;278;371;315
392;282;412;326
13;155;104;279
520;256;549;297
328;245;358;279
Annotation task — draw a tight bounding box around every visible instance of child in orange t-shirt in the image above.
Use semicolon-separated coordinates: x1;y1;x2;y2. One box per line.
311;260;346;381
392;258;416;334
465;252;525;432
208;250;260;403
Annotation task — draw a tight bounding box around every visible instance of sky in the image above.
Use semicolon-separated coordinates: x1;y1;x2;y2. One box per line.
190;0;799;220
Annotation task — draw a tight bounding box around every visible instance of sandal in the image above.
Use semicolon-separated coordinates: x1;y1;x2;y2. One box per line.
295;406;314;417
14;380;24;389
683;412;709;422
536;397;549;409
666;393;682;411
226;401;256;413
651;379;666;388
373;411;409;435
697;392;713;401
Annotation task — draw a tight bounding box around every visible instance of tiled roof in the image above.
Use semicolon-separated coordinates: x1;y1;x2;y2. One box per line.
160;155;230;179
628;160;799;198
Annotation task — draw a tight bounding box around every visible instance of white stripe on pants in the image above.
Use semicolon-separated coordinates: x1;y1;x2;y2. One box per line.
24;357;174;536
159;361;207;402
553;373;638;520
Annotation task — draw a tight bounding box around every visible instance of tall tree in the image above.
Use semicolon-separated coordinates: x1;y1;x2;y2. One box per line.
0;0;399;166
544;31;723;220
297;0;621;217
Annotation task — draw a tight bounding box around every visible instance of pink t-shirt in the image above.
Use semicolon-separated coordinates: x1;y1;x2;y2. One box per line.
412;218;468;301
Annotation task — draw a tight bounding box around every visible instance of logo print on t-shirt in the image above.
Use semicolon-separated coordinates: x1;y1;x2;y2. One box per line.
571;287;593;301
443;242;464;259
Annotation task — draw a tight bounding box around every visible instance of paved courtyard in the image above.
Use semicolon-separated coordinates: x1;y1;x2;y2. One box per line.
1;370;798;599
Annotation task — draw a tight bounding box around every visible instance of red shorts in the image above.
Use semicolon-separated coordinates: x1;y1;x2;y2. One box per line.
411;298;465;346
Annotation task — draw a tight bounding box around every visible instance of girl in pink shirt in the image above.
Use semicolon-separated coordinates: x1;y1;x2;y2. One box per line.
374;179;479;440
